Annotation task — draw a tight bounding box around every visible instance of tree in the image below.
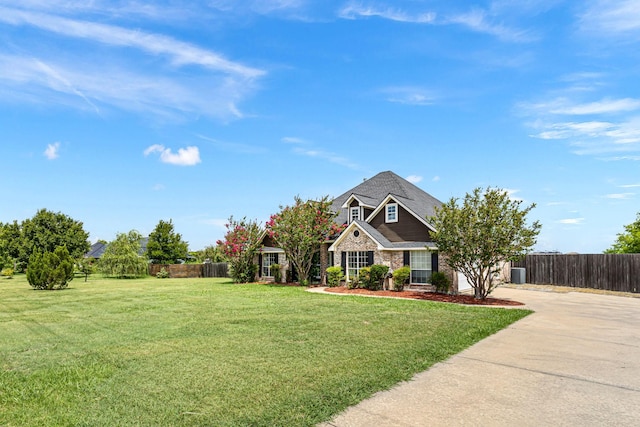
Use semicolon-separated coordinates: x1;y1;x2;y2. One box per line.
430;187;541;300
146;219;189;264
605;212;640;253
18;209;90;271
266;196;345;285
217;217;263;283
0;221;27;271
26;246;74;290
98;231;149;278
192;245;227;263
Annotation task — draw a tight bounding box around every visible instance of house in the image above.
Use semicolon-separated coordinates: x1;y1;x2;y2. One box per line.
84;237;149;259
327;171;456;291
257;171;458;292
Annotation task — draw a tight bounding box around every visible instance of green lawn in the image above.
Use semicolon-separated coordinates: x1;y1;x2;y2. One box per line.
0;275;531;426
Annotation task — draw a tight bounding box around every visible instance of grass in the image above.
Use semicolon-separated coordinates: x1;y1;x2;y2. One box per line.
0;274;531;426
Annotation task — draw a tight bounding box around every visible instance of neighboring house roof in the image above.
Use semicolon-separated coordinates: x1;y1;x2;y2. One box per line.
84;237;149;258
85;241;107;258
331;170;443;227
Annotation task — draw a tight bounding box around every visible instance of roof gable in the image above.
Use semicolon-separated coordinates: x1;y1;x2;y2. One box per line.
332;171;442;227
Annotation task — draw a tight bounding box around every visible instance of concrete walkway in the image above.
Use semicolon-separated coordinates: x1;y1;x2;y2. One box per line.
319;287;640;426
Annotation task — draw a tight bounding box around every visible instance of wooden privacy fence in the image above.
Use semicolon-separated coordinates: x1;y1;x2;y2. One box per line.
512;254;640;293
148;263;229;278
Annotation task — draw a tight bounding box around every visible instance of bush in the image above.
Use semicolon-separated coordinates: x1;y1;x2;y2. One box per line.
347;275;359;289
368;264;389;290
357;267;371;289
326;266;344;287
1;268;14;279
26;246;74;290
392;266;411;291
230;263;258;284
270;264;282;283
156;267;170;279
431;271;450;293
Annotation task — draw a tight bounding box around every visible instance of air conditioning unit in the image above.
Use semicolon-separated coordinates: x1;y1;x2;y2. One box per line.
511;268;526;284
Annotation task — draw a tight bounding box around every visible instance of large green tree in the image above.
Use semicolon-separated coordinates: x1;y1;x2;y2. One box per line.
430;187;541;299
18;209;90;270
266;196;344;285
605;212;640;253
217;217;263;283
98;231;149;278
0;221;21;269
146;219;189;264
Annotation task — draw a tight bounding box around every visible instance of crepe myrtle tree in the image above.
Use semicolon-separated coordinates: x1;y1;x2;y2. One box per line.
430;187;541;300
217;216;263;283
266;196;345;285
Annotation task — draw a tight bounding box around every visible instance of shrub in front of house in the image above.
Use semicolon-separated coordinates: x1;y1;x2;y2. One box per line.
367;264;389;290
431;271;450;293
392;266;411;291
326;266;344;287
270;264;282;283
156;267;170;279
357;267;371;289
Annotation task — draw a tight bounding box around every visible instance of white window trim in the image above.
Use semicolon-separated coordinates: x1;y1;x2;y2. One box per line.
385;203;398;223
350;206;361;223
262;253;278;277
410;250;432;284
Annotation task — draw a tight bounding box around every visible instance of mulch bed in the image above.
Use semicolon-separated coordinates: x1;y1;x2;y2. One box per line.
322;287;525;306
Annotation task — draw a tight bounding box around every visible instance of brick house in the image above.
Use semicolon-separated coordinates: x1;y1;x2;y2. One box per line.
257;171;458;291
327;171;456;291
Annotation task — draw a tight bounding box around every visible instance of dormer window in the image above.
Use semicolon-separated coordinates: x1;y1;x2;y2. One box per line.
350;206;361;223
385;203;398;223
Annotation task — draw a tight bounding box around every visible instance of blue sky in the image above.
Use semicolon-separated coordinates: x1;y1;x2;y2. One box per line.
1;1;639;253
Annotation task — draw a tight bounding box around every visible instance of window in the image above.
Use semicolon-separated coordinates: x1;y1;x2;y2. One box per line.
347;251;368;280
262;253;278;277
350;206;361;223
410;251;432;284
385;203;398;223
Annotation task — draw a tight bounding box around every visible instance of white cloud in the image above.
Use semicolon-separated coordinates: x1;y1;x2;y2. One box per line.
0;7;263;79
0;54;251;119
604;193;635;199
432;176;441;182
580;0;640;35
152;184;165;191
339;3;435;23
381;86;436;106
504;188;523;201
558;218;585;225
0;6;265;120
281;136;306;144
338;2;531;42
551;98;640;115
286;139;362;170
444;9;534;42
405;175;423;184
144;144;201;166
43;142;60;160
620;183;640;188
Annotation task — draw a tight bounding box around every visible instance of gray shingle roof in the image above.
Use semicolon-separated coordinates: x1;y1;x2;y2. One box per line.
354;220;435;250
331;171;443;226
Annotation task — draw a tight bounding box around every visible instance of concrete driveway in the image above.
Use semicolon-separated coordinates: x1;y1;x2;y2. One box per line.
319;287;640;426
